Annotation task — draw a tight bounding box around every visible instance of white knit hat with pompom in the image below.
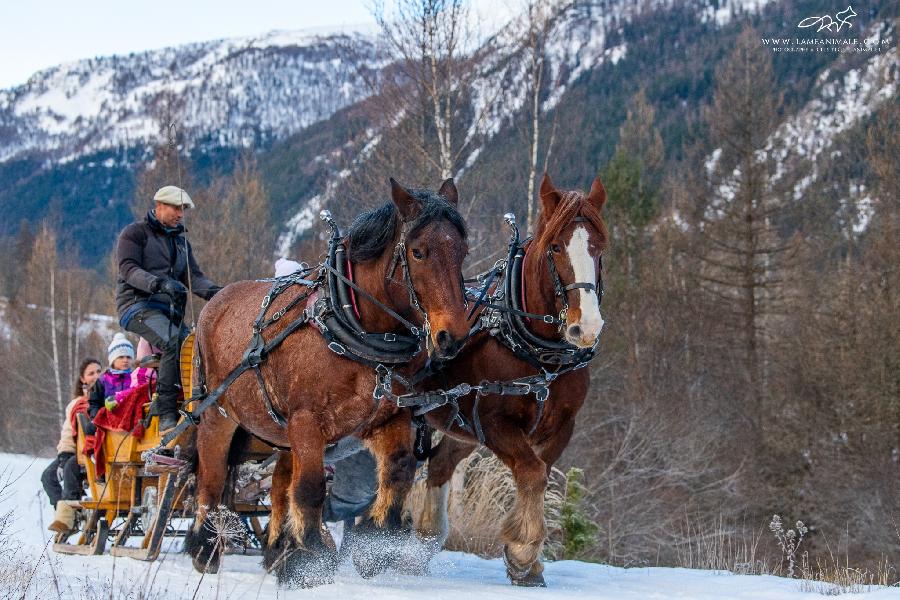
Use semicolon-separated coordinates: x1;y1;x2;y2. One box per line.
107;333;135;364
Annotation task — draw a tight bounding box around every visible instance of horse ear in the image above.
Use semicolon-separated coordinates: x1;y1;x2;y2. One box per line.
587;176;607;210
390;177;420;220
540;173;562;216
438;178;458;205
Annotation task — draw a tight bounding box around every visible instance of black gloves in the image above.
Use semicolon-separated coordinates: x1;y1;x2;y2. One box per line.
157;278;188;303
156;278;222;302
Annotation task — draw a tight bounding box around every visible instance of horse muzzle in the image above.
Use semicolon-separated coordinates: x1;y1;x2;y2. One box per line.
564;316;604;348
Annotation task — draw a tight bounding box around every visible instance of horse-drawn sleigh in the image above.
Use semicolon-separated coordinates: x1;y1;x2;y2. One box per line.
51;337;277;560
51;174;608;590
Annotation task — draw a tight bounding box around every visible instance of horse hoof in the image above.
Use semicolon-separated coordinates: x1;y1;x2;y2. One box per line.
352;545;387;579
503;546;546;587
388;534;439;575
273;548;338;588
192;554;220;575
350;524;410;578
509;570;547;587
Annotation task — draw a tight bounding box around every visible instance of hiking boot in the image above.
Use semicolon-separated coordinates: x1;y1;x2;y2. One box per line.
48;502;76;534
138;353;161;369
158;412;179;434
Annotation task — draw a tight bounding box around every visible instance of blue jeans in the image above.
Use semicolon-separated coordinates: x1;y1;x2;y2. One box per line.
41;452;82;507
124;309;190;417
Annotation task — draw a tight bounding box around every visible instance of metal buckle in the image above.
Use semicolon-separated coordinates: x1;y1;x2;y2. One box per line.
312;316;328;334
328;342;346;355
384;332;397;342
542;314;556;324
217;406;228;418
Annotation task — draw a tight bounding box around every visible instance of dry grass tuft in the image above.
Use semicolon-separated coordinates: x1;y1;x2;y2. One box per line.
674;513;770;575
797;541;898;595
405;449;565;558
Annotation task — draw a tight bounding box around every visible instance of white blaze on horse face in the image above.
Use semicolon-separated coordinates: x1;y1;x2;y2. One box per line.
565;226;604;346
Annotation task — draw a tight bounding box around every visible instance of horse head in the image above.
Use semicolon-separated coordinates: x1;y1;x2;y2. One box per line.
389;178;470;359
528;173;608;348
347;178;469;360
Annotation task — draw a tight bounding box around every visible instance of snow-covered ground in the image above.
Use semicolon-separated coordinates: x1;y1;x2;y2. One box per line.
2;452;897;599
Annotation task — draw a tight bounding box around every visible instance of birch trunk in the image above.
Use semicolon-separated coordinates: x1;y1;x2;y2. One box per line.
49;269;63;418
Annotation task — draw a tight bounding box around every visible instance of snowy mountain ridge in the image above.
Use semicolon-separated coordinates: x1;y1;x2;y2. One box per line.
0;29;384;163
701;19;896;234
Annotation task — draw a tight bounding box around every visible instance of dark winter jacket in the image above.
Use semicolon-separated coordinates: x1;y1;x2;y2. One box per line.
115;210;220;326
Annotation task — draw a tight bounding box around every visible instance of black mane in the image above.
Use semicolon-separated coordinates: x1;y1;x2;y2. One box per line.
347;188;467;262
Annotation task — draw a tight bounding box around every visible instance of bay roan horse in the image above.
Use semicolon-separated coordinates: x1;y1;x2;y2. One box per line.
415;174;608;586
186;179;470;587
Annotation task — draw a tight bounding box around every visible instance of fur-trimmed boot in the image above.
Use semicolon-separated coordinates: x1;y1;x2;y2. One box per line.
48;502;76;534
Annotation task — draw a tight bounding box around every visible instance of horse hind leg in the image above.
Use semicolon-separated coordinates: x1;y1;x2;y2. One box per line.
351;414;417;578
415;435;477;561
267;412;337;588
185;412;238;574
262;453;291;572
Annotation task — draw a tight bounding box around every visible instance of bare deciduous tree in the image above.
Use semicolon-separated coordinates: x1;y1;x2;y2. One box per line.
372;0;477;179
520;0;571;233
190;155;277;284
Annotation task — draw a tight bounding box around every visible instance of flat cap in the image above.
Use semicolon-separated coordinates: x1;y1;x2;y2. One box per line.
153;185;195;208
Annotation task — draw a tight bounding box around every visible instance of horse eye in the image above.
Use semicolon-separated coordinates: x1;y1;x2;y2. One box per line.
551;244;561;253
411;248;424;260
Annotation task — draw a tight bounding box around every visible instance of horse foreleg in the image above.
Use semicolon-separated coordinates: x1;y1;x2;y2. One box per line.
487;423;549;587
186;412;238;574
417;435;477;552
271;411;336;588
351;414;416;578
535;418;576;476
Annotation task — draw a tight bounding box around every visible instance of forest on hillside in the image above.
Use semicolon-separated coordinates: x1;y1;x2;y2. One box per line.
0;0;896;582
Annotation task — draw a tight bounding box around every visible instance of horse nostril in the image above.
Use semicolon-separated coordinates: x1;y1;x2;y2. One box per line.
437;330;453;350
567;325;582;340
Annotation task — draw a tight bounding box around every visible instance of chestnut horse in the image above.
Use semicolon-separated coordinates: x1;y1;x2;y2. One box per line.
186;179;469;587
414;174;608;586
